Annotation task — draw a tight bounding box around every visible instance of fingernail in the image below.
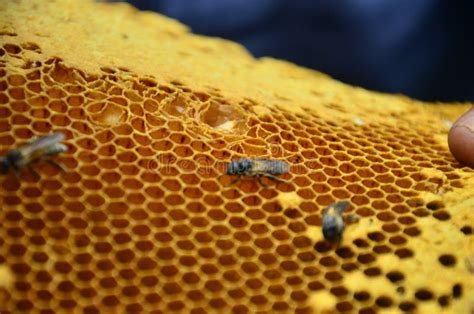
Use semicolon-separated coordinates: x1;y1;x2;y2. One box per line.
452;107;474;133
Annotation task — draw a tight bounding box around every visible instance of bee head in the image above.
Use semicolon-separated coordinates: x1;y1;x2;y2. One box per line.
331;200;350;214
0;157;9;174
0;151;21;175
226;159;252;175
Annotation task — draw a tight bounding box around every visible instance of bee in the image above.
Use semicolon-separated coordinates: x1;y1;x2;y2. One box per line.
225;158;289;188
322;200;358;242
0;132;68;179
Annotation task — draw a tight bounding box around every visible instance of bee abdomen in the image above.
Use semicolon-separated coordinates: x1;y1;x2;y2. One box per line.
264;160;289;175
322;215;345;241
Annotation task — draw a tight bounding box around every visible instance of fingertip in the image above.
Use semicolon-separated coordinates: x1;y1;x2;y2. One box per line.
448;107;474;167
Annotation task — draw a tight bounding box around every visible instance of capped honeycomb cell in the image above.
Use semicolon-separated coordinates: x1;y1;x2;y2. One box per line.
0;1;473;314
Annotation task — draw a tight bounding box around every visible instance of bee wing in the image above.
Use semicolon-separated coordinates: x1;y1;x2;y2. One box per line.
332;200;351;214
18;132;65;156
251;160;266;172
257;160;288;174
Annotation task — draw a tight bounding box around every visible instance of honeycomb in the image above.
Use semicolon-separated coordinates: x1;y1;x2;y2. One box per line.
0;1;473;313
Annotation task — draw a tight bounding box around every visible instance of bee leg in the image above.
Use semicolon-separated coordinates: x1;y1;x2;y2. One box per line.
13;169;21;179
28;136;38;143
346;214;360;223
257;176;270;189
46;159;67;172
266;175;290;184
27;164;41;180
225;176;241;187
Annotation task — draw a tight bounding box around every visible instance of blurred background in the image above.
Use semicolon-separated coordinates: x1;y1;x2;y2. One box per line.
122;0;474;102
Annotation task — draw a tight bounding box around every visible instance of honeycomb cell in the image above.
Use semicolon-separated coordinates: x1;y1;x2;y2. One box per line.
433;210;451;221
373;244;391;254
388;235;407;245
438;295;450;307
386;271;404;283
452;283;462;298
336;301;353;312
399;301;416;312
325;271;343;282
395;248;414;259
364;267;382;277
415;289;434;301
460;226;472;235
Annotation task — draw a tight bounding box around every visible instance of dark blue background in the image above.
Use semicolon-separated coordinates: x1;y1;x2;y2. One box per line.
126;0;474;102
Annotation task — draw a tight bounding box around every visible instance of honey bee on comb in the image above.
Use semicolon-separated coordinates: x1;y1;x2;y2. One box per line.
322;200;358;242
0;132;68;180
225;158;290;188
